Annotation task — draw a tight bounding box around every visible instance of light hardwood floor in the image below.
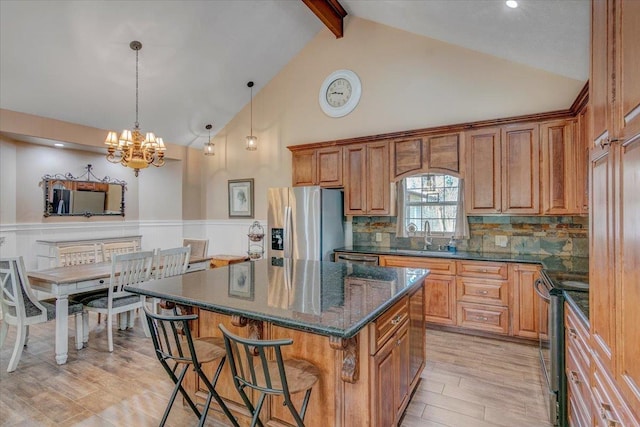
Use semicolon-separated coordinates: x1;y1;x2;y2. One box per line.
0;317;552;427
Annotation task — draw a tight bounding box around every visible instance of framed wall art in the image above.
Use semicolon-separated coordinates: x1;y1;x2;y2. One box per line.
228;178;254;218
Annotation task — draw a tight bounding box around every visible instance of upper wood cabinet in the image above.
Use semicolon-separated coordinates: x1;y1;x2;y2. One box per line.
540;119;579;215
292;147;342;187
425;133;462;175
292;149;317;187
391;133;462;180
501;124;540;214
465;124;539;214
391;137;423;179
344;141;395;216
464;127;502;213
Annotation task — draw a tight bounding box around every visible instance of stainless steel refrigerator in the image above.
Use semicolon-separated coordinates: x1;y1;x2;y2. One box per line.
267;186;344;261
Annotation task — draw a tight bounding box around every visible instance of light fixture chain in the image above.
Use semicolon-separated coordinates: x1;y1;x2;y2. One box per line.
250;85;253;135
135;47;139;129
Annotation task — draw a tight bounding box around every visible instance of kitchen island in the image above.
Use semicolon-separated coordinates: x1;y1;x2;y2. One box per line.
125;258;428;427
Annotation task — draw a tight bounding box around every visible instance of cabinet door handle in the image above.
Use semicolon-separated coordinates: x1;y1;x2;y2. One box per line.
477;290;489;295
600;137;619;149
568;328;578;339
600;402;621;426
391;314;403;325
474;316;489;322
569;371;580;384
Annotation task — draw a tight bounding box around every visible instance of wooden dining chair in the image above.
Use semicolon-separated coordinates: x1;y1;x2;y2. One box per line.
219;324;320;427
143;307;239;427
56;244;102;266
182;238;209;259
75;251;153;352
101;240;139;262
0;257;84;372
154;246;190;280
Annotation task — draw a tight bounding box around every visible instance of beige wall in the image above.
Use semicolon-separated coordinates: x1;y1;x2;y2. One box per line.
1;17;584;225
205;17;584;220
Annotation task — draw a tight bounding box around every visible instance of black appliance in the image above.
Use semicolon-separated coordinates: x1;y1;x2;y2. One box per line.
535;272;588;427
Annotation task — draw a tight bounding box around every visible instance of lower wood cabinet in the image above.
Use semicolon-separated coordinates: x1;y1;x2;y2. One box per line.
565;302;592;426
372;320;409;427
511;263;544;339
379;256;456;326
456;302;509;335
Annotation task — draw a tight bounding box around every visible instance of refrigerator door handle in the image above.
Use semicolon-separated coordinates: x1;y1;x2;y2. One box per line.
284;206;292;258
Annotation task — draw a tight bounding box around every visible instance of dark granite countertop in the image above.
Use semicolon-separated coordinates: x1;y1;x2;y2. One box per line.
125;258;429;339
564;290;590;326
335;246;589;274
336;245;591;320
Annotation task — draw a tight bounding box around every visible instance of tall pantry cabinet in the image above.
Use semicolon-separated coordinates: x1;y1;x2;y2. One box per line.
589;0;640;422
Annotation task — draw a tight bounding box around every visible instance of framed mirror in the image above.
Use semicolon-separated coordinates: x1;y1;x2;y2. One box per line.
41;164;127;217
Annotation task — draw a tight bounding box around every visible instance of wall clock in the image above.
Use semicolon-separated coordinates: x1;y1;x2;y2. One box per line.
319;69;362;118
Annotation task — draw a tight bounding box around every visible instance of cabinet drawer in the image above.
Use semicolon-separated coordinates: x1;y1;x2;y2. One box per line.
566;339;592;421
456;277;508;306
380;256;455;275
592;355;637;427
456;260;508;280
370;296;408;354
456;302;509;335
565;303;590;371
568;387;592;427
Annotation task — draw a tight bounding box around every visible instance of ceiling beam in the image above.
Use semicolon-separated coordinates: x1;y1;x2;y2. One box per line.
301;0;347;38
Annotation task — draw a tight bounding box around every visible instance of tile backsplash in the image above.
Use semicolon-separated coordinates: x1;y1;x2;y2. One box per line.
351;216;588;257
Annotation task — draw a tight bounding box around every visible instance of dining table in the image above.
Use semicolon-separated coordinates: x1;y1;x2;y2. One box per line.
27;255;210;364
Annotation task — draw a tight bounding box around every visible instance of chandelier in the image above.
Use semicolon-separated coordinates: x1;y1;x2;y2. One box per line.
105;41;165;177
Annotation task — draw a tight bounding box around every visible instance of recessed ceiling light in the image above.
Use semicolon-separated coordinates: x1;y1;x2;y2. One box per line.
506;0;518;8
54;143;64;147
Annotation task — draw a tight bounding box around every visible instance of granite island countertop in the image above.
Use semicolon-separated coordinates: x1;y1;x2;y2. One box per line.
125;258;429;339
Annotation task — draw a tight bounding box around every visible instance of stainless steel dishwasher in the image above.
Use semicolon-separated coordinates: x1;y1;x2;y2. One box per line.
334;253;379;265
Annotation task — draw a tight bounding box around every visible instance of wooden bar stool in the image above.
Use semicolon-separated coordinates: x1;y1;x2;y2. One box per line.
219;324;320;427
143;307;239;427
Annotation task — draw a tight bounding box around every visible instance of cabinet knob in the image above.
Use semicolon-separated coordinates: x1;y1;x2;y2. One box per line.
569;371;580;384
568;328;578;339
99;279;105;284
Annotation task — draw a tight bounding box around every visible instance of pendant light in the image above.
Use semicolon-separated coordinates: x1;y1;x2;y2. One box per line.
245;81;257;151
203;124;215;156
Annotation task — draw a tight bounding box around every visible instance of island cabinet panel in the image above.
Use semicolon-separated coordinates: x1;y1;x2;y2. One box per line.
408;284;425;387
391;137;423;179
425;133;461;174
501;124;540;214
292;149;317;187
465;127;502;213
540;119;577;215
510;264;543;340
186;310;256;418
268;325;338;427
371;317;410;427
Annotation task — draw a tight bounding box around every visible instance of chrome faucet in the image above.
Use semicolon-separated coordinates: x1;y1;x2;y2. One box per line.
423;220;432;249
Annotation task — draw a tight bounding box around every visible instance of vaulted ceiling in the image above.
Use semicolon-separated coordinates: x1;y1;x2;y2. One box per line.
0;0;589;148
